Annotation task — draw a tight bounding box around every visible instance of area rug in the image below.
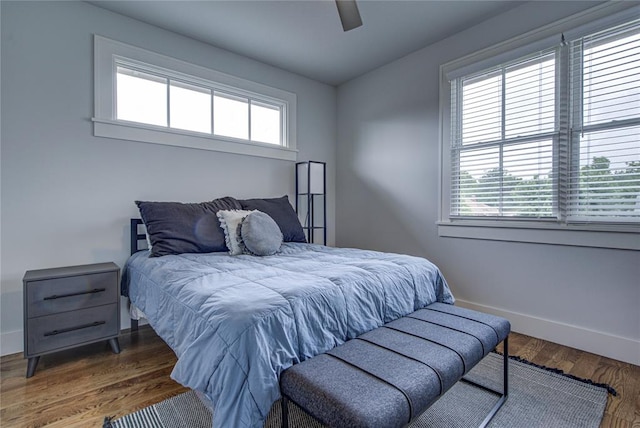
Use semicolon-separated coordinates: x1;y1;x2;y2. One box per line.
105;353;612;428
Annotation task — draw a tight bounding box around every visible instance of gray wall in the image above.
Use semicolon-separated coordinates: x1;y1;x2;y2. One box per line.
0;1;336;354
336;1;640;364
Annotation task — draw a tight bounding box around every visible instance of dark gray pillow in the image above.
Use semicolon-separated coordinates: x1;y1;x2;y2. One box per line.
238;211;283;256
239;196;306;242
136;196;242;257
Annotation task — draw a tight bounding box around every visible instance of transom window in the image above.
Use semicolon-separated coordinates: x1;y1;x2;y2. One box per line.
93;36;297;161
115;65;283;145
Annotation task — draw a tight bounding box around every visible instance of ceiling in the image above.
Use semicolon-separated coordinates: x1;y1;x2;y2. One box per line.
89;0;522;86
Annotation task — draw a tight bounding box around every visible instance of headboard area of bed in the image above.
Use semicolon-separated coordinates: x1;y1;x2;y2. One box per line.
129;195;308;259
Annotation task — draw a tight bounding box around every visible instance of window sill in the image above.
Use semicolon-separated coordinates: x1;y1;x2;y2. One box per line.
93;118;297;161
437;220;639;250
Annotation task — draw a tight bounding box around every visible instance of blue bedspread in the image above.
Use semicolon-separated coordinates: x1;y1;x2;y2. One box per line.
122;243;454;428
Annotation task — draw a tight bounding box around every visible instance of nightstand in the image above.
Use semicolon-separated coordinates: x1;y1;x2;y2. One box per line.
23;262;121;378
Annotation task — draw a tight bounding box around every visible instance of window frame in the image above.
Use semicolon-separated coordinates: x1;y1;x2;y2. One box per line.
93;35;297;161
438;3;640;250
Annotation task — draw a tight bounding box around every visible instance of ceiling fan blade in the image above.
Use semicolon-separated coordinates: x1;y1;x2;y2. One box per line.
335;0;363;32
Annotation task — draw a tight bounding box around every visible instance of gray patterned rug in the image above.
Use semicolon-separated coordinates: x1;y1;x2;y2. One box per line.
105;353;611;428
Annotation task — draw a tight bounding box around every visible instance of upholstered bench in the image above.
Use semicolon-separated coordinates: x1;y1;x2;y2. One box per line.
280;303;510;428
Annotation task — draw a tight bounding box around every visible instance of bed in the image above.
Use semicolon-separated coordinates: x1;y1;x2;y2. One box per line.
121;197;454;428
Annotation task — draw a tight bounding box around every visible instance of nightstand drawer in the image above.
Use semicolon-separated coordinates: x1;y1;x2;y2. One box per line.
26;304;119;356
26;271;118;318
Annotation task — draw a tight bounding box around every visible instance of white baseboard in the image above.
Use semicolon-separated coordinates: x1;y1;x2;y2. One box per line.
456;299;640;366
1;330;23;357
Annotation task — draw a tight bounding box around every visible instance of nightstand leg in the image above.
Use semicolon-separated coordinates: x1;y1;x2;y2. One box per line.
108;338;121;354
26;356;40;378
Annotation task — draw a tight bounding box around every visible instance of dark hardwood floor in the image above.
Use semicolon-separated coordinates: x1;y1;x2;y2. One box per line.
1;326;638;427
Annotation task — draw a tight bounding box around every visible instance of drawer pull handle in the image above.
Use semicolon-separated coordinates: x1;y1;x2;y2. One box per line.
44;321;106;337
43;288;106;301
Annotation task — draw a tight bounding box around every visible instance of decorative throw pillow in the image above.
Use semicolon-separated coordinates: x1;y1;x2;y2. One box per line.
216;209;255;255
238;211;283;256
136;196;242;257
239;196;306;242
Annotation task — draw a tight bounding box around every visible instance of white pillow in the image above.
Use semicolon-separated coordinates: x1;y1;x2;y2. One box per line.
217;210;255;255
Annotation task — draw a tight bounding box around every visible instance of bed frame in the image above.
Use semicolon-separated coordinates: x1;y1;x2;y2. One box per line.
128;219;147;331
130;218;146;255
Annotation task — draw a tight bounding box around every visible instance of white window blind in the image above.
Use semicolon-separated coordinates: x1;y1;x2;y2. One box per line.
568;21;640;222
449;17;640;224
451;50;558;218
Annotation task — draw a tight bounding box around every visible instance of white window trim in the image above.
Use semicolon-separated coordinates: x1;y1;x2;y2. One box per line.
93;35;297;161
438;2;640;250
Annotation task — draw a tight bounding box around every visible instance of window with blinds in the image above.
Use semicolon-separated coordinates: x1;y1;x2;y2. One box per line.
568;21;640;222
451;51;557;218
449;17;639;224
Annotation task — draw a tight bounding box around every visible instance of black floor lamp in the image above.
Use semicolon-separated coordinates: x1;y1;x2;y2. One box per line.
295;161;326;245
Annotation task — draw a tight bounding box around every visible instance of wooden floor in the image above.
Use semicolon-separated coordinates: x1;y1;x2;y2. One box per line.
1;327;638;427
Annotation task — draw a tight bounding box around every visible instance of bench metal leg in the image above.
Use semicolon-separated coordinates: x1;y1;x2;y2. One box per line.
478;336;508;428
281;395;289;428
461;335;509;428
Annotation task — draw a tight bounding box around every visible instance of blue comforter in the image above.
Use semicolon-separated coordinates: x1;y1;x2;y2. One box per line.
122;243;454;428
